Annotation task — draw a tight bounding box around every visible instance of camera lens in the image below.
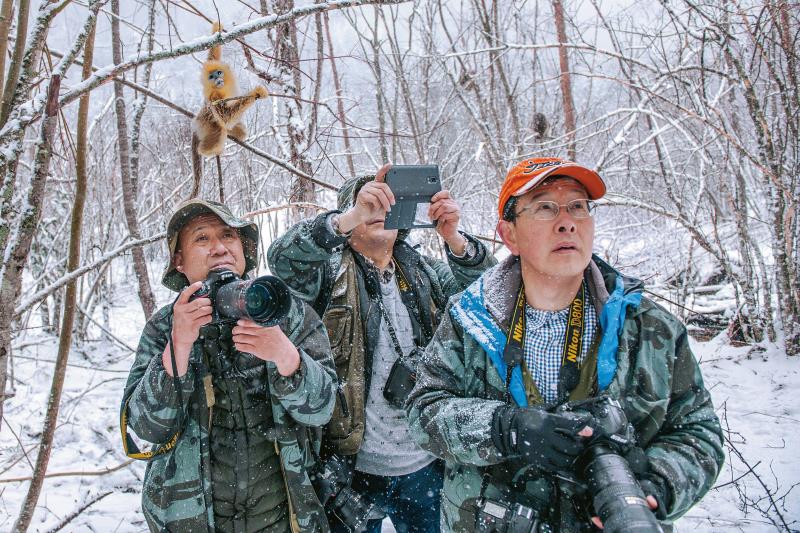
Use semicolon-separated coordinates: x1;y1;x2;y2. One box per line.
214;275;292;326
582;445;663;533
244;277;291;325
245;283;272;318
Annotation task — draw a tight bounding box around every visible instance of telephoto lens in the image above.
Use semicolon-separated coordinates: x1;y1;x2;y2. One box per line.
215;274;292;326
581;445;664;533
556;397;663;533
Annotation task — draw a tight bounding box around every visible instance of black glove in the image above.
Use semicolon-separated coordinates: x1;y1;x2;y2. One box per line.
622;445;650;477
620;445;670;520
638;474;670;520
491;404;593;474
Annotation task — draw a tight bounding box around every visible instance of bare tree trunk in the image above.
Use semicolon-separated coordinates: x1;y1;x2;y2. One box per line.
435;0;505;179
371;6;389;162
379;7;425;162
0;0;78;432
717;12;798;353
0;0;73;259
551;0;576;160
307;5;324;151
8;74;61;533
0;0;15;97
13;14;97;529
111;0;155;319
770;1;799;113
268;0;316;219
324;11;355;176
0;0;31;252
473;0;520;154
723;82;774;342
0;0;29;127
129;0;157;190
191;132;202;198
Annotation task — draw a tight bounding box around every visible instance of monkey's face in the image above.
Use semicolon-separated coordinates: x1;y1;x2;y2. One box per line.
208;69;225;88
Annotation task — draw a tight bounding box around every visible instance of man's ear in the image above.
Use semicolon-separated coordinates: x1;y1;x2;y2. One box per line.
173;251;184;272
496;220;520;256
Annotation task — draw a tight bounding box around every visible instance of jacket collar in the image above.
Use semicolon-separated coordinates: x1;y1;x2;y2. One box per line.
452;253;644;404
481;255;521;332
481;254;636;330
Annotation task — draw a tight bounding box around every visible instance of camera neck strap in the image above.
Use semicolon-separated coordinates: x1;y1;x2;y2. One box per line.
502;280;587;405
375;284;409;364
353;252;414;364
120;297;187;461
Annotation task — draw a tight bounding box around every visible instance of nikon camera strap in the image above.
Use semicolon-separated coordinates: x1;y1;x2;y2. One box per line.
501;280;587;406
374;261;414;364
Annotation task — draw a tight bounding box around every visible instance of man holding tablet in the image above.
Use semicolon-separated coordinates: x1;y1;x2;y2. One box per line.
268;164;495;532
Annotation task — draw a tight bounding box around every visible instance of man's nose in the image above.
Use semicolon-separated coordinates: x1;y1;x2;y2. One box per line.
556;208;577;233
209;237;228;254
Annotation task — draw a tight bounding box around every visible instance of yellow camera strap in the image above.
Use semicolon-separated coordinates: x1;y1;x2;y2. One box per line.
120;397;182;460
120;307;186;461
503;279;587;405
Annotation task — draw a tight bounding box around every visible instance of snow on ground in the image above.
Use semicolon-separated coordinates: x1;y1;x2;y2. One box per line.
1;282;798;532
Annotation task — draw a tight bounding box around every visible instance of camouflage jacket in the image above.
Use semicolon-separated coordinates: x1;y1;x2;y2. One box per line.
267;211;496;455
121;296;337;533
407;255;724;531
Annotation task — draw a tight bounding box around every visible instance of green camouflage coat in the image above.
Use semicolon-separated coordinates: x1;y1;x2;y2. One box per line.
121;296;337;532
266;211;496;455
406;255;724;531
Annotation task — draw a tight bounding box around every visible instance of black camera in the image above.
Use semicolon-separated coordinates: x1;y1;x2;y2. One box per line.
190;269;292;327
382;346;421;409
476;496;552;533
557;396;664;533
312;455;379;533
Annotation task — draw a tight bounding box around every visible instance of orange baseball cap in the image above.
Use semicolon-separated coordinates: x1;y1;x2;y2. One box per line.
498;157;606;219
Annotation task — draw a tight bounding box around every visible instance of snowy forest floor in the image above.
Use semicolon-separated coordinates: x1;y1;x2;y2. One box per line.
1;282;798;533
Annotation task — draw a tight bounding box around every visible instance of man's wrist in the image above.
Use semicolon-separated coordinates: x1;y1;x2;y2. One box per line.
445;234;468;256
336;209;362;234
162;342;191;377
274;346;301;376
172;339;193;355
330;214;350;237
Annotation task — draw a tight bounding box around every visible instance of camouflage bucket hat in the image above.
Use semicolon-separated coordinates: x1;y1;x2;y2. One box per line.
161;199;259;292
337;174;374;212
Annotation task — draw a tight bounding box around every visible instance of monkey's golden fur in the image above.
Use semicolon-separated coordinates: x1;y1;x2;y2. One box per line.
193;23;268;157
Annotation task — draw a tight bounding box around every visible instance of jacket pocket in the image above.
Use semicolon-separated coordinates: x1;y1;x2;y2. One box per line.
325;420;364;456
322;305;353;356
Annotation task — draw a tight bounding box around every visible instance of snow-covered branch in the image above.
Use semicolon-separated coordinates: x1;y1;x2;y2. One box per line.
14;233;166;319
0;0;409;148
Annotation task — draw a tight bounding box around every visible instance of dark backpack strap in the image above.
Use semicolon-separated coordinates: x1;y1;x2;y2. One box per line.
312;252;343;318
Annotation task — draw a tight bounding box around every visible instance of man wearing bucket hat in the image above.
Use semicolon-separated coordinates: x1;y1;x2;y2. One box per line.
406;157;724;531
267;165;496;532
120;199;337;532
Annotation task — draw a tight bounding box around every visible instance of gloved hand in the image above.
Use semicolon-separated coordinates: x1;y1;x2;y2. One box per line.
491;404;594;474
621;445;671;520
638;477;669;520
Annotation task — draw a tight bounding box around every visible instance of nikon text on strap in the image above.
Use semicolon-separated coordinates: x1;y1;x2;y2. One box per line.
501;280;588;406
557;282;586;402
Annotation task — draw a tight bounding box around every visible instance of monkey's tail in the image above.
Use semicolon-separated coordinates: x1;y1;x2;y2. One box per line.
190;132;202;199
208;22;223;61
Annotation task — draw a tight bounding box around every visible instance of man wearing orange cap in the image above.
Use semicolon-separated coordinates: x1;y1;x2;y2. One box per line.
407;158;724;531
